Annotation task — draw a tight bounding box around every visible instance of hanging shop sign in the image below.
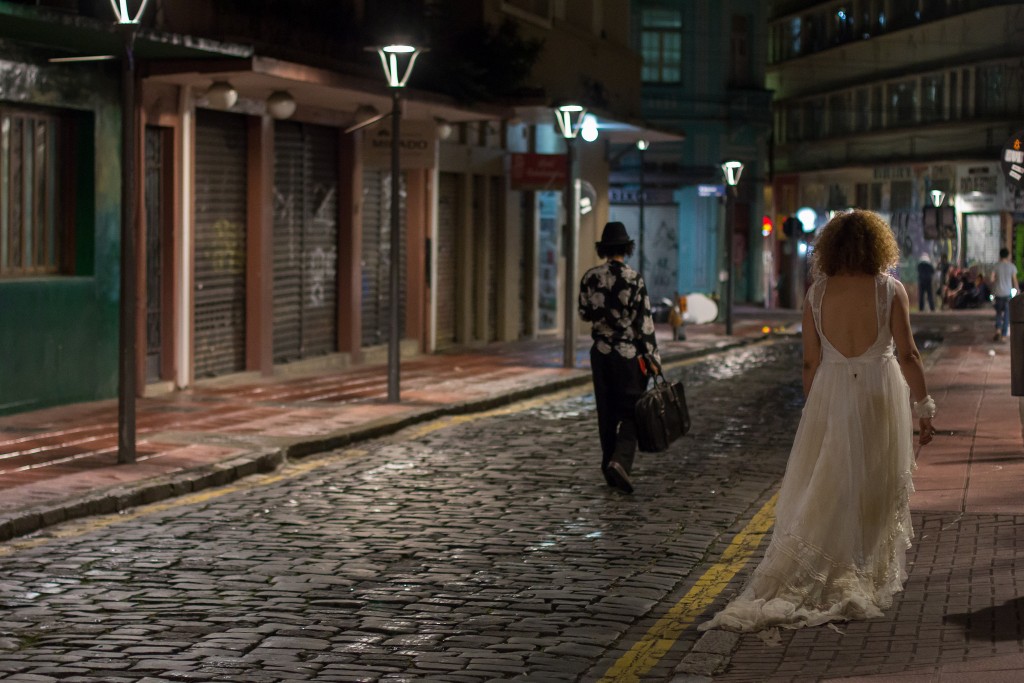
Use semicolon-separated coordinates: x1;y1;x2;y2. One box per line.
509;153;567;190
1001;129;1024;189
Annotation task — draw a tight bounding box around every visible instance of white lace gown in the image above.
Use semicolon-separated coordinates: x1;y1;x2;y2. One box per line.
699;274;916;632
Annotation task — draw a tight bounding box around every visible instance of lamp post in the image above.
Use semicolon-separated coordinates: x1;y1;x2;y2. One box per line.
554;104;587;369
636;139;649;276
721;160;744;336
371;43;422;402
112;0;149;464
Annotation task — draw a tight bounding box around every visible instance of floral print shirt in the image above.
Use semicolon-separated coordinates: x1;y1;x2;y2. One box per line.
578;259;661;364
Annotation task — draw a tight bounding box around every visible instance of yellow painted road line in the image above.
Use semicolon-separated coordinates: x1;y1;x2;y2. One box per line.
600;492;778;682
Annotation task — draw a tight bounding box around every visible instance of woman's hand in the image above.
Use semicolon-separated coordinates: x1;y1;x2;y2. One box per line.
918;417;936;446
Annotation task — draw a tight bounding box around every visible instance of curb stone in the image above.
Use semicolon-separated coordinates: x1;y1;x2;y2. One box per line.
0;335;770;543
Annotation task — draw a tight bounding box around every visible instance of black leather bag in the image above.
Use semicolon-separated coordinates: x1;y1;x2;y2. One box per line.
635;373;690;453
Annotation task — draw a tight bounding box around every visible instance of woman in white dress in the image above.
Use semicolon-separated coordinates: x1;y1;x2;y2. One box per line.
700;210;937;633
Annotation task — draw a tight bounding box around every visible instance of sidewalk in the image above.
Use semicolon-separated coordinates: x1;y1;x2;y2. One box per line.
680;307;1024;683
0;309;797;543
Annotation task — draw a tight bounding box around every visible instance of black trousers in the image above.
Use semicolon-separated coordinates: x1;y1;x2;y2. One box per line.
590;347;647;475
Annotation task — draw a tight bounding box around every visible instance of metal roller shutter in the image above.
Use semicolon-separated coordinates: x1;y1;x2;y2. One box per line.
273;122;339;363
194;110;247;378
361;168;406;347
435;172;459;348
273;122;303;361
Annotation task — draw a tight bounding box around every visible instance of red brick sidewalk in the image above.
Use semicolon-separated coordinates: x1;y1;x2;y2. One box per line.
683;308;1024;683
0;314;795;541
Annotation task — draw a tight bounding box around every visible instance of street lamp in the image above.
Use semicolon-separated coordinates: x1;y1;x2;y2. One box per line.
554;104;587;369
112;0;149;464
370;42;422;403
636;139;650;276
721;160;744;336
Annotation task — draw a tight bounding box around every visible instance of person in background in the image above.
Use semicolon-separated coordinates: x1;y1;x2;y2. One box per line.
578;221;660;495
917;254;935;312
991;247;1020;342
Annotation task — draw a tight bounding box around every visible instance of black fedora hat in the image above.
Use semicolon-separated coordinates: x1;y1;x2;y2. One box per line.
596;221;633;248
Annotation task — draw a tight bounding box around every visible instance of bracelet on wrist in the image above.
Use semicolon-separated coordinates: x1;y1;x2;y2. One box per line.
913;395;936;419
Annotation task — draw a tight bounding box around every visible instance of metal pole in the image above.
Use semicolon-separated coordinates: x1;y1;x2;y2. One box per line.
725;185;736;336
117;23;138;464
387;88;401;402
638;147;645;276
563;137;579;369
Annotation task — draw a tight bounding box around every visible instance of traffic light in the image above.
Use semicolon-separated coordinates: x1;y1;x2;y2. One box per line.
761;215;773;237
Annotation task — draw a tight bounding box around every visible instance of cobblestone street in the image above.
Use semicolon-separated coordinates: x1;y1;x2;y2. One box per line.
0;342;805;682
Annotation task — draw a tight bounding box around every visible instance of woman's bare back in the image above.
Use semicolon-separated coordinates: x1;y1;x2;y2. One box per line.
819;274;880;358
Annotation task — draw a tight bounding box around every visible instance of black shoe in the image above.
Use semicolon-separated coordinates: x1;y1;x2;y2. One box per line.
606;461;634;494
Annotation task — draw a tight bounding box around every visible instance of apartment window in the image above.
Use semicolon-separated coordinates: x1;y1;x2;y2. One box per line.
1;108;63;277
975;65;1005;116
949;71;959;119
828;93;850;136
854;88;870;132
887;80;917;127
785;102;802;142
802;98;825;140
641;8;682;83
729;15;751;86
789;17;802;58
960;69;971;118
921;74;944;123
871;85;883;128
831;4;854;44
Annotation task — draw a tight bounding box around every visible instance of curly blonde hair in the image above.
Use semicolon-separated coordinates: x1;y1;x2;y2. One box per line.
809;209;900;277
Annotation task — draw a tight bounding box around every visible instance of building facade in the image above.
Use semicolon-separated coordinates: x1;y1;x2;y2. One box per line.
767;0;1024;305
609;0;773;310
0;0;668;414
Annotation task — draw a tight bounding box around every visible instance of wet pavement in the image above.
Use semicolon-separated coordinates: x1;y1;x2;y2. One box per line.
0;307;1020;682
0;342;803;681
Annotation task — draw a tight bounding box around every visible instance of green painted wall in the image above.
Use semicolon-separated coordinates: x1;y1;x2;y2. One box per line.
0;46;121;414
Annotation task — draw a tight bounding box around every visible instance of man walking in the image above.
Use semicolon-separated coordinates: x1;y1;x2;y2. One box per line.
917;254;935;312
578;222;660;494
991;247;1019;342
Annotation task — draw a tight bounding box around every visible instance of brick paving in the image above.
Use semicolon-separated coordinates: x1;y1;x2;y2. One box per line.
0;306;1019;682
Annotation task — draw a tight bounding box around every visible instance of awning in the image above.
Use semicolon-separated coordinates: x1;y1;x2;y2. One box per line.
513;104;685;145
147;56;511;125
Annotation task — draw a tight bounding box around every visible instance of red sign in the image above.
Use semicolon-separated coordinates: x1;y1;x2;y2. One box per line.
509;153;567;190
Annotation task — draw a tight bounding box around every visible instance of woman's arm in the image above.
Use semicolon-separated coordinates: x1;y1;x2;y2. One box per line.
801;295;820;398
891;280;935;445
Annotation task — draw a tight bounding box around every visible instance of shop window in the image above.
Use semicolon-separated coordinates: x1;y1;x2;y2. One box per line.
0;108;65;278
640;8;682;83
